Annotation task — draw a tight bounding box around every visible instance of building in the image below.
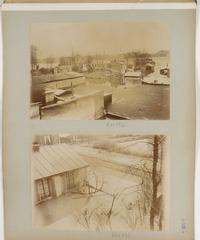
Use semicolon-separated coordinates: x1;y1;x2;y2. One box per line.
31;72;85;105
32;143;89;204
30;102;41;119
32;72;85;92
40;90;105;120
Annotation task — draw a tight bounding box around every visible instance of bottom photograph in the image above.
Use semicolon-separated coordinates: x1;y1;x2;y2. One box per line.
31;134;169;231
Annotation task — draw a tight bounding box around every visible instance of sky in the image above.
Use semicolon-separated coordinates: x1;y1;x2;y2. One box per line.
31;22;170;58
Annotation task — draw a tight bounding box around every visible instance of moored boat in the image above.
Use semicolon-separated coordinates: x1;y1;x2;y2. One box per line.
124;70;142;80
142;73;170;85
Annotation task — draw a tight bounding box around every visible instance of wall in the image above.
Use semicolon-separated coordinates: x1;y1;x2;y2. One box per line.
73;167;88;192
41;91;105;120
94;91;105;119
30;103;40;119
41;77;85;90
51;175;63;197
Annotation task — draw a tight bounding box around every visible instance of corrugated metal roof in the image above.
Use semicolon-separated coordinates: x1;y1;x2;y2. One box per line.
32;144;89;180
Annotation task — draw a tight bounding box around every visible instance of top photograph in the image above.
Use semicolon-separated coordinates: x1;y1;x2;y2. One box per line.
30;22;170;120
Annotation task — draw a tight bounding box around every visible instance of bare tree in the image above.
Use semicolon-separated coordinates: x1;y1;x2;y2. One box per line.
73;135;166;231
74;205;102;230
126;135;165;230
150;135;165;230
84;171;144;230
121;196;140;230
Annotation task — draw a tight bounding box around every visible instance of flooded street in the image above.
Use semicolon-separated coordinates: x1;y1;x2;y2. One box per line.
35;150;146;230
32;134;165;231
44;163;144;231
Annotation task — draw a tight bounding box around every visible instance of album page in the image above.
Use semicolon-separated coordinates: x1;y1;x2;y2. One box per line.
2;6;196;240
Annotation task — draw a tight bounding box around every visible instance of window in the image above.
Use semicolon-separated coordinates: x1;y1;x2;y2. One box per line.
36;178;51;201
66;171;75;190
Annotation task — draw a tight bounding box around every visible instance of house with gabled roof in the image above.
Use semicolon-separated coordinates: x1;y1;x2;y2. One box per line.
32;143;89;204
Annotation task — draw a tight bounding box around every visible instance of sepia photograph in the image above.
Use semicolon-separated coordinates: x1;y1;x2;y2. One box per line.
32;134;169;231
30;22;170;120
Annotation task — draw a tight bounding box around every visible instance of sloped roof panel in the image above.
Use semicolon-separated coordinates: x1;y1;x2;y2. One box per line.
32;144;88;180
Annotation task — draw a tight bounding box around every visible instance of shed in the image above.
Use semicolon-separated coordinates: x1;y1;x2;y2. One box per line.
32;143;89;204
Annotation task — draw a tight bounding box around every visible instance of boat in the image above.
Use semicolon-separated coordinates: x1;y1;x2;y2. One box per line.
142;73;170;85
124;70;142;80
160;67;170;77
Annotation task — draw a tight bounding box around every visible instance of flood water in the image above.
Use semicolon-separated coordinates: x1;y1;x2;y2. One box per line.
34;153;143;230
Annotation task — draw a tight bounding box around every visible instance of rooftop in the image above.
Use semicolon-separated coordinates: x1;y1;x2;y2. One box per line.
32;144;89;180
32;72;84;85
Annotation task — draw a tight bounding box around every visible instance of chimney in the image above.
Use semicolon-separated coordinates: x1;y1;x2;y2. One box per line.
32;142;40;152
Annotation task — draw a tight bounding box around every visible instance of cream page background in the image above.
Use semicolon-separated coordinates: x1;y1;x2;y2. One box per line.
2;8;195;240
